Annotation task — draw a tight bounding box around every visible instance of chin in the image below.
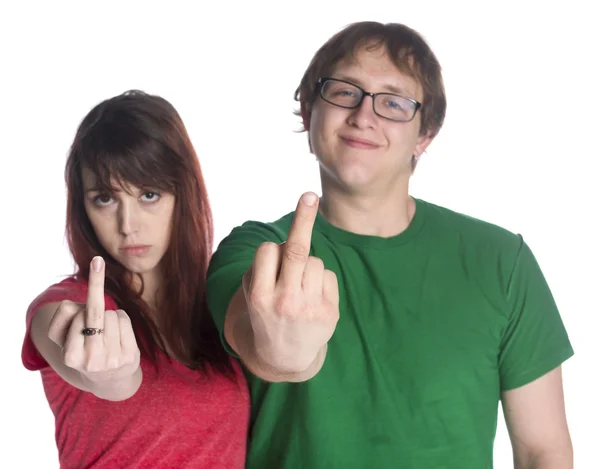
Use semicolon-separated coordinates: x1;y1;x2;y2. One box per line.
321;163;377;190
116;256;160;275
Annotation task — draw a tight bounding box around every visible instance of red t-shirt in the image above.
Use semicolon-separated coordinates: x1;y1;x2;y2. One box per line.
22;278;250;469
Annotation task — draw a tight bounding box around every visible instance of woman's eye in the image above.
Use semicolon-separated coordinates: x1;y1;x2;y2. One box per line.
141;191;160;202
93;194;114;206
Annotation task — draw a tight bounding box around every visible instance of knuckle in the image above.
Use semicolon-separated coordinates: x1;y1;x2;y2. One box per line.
248;289;271;310
81;356;93;372
57;299;73;310
255;241;278;257
62;349;79;368
47;322;61;340
324;269;338;283
83;358;102;374
52;300;75;322
116;309;132;324
306;256;324;270
104;309;116;320
122;354;136;367
284;242;309;264
86;308;103;322
107;356;121;370
273;291;302;317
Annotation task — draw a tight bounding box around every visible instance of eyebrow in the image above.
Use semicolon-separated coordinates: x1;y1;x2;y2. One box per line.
334;75;414;97
85;187;122;193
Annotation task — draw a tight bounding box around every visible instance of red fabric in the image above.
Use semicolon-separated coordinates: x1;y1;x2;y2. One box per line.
22;278;250;469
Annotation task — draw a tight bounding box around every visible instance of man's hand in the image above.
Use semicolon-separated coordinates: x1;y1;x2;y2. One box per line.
242;192;339;374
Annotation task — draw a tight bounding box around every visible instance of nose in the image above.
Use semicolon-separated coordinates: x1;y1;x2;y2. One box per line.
348;94;377;129
118;199;140;236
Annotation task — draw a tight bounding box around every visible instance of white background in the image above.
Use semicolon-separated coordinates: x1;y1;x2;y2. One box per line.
2;1;598;467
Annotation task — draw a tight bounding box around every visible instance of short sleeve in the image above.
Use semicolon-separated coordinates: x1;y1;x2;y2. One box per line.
498;239;574;391
206;220;287;356
22;277;119;371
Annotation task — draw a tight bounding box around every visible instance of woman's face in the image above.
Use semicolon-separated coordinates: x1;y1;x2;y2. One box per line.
82;167;175;278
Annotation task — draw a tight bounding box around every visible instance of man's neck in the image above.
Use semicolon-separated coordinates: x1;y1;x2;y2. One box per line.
319;182;416;238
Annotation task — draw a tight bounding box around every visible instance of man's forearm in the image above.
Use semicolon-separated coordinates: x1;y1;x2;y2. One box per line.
515;445;573;469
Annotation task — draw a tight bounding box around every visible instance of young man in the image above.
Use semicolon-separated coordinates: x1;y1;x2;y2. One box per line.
207;21;573;468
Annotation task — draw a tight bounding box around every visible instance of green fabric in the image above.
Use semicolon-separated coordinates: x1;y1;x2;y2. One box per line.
206;198;573;469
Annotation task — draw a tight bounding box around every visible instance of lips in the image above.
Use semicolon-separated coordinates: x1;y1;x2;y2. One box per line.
120;245;150;256
340;136;380;149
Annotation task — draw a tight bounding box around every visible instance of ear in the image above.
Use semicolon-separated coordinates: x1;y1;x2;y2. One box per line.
411;132;434;173
300;101;311;131
414;131;434;159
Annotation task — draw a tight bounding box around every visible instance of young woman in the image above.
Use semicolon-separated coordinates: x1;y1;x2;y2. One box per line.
21;90;250;468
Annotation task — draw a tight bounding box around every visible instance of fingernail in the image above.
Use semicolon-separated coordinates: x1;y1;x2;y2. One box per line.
302;192;318;206
92;257;104;272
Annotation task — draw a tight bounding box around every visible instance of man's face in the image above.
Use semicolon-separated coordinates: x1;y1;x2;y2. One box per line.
307;46;433;195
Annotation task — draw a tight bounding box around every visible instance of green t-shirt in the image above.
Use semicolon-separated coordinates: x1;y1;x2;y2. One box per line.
206;198;573;469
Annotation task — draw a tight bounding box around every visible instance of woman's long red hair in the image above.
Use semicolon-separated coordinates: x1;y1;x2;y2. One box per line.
64;90;232;375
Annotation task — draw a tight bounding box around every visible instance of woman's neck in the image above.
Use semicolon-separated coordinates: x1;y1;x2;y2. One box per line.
130;267;164;316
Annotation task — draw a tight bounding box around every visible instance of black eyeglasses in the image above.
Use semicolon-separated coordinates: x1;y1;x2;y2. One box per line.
316;77;422;123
